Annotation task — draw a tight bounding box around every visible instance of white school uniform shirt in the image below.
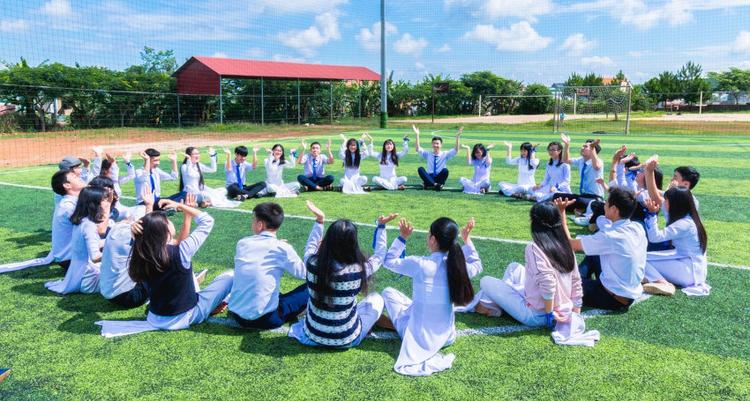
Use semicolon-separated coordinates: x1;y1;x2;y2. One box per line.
645;215;706;270
147;213;214;328
300;154;330;178
51;194;77;261
571;157;604;196
99;221;141;299
181;154;217;194
91;158;136;196
538;162;571;193
506;156;539;186
579;218;647;299
225;159;255;188
370;140;408;179
264;156;295;186
383;238;483;375
229;231;307;320
418;148;457;174
134;167;178;204
471;157;492;183
47;217;112;294
339;142;369;179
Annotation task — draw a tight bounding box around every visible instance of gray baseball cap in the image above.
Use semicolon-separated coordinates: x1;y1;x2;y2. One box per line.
59;156;82;170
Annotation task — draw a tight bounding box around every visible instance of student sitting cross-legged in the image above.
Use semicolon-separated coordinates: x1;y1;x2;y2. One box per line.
225;145;267;201
134;148;182;208
296;139;335;191
552;133;604;213
288;201;398;348
378;217;482;376
476;201;582;328
414;124;460;191
227;202;309;329
554;187;647;310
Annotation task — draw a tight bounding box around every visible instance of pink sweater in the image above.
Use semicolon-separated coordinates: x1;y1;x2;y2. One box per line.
523;242;583;313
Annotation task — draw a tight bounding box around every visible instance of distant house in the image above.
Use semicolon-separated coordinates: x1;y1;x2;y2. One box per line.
0;104;16;116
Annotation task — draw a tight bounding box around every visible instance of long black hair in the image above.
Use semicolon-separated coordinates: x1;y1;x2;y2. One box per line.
271;143;286;165
664;187;707;253
471;143;487;161
520;142;535;170
530;202;576;274
69;186;110;225
308;219;369;307
547;141;563;166
128;211;171;282
179;146;204;191
89;175;119;211
430;217;474;306
344;138;361;168
380;139;399;166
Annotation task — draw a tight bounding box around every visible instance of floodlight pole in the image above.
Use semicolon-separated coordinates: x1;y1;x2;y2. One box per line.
260;77;265;125
219;76;224;125
379;0;388;128
625;84;632;135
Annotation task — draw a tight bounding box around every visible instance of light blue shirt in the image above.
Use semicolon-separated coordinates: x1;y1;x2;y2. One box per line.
571;157;604;196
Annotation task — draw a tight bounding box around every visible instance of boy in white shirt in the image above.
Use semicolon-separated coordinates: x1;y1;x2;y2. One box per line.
50;169;86;271
555;187;647;310
296;140;335;191
414;125;461;191
228;202;308;329
224;145;267;200
553;134;604;213
134;148;180;207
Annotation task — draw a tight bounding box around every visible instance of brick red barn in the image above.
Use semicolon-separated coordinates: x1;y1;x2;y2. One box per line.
172;56;380;124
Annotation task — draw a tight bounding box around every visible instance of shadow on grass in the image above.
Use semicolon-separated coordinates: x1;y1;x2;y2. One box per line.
4;230;51;248
56;294;125;314
58;312;103;335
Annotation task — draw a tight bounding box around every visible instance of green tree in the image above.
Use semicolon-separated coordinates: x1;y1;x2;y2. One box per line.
677;62;710;104
140;47;177;75
517;84;552;114
708;68;750;106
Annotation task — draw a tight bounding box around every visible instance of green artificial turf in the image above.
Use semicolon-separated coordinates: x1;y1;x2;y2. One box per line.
1;128;749;400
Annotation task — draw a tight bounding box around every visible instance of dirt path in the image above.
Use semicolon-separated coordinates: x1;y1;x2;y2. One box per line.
0;126;360;168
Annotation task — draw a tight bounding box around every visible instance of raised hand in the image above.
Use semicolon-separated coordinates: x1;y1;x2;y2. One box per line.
141;187;154;207
158;198;178;210
486;143;496;150
140;150;150;160
503;141;512;149
168;152;178;162
224;148;231;155
622;152;638;165
208;147;215;156
461;144;470;150
457;126;463;137
92;146;104;157
301;140;308;149
306;200;325;223
613;145;627;162
553;197;575;215
80;157;90;168
123;152;132;164
461;217;475;244
252;146;259;154
644;198;660;214
398;218;414;240
560;133;570;145
326;138;332;149
644;155;659;171
340;133;347;141
412;124;420;135
377;213;399;225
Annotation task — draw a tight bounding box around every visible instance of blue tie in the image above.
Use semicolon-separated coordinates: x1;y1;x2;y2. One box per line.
235;163;243;188
312;158;317;178
579;162;587;194
433;154;438;177
149;172;157;202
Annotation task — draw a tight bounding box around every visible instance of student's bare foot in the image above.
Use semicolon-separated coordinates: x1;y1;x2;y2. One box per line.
474;303;496;317
375;314;396;331
195;269;208;286
643;281;676;296
210;301;228;316
314;186;323;191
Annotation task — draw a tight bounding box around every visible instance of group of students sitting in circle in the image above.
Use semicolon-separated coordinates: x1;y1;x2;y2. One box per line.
0;129;709;376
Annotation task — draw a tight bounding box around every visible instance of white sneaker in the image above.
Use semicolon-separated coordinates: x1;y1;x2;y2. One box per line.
643;282;676;296
573;216;590;226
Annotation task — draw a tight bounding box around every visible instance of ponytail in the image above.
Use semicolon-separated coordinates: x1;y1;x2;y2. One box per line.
430;217;474;306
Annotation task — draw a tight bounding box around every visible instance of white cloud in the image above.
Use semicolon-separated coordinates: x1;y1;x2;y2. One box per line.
437;43;452;53
212;52;229;58
581;56;615;67
0;19;29;32
464;21;551;52
733;31;750;54
561;33;595;56
278;12;340;57
415;62;427;71
482;0;553;20
356;22;397;52
272;54;307;63
394;33;428;55
41;0;73;18
255;0;348;14
569;0;697;30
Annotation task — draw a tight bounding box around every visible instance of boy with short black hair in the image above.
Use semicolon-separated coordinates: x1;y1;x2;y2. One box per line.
228;202;308;329
414;125;461;190
134;148;180;206
224;145;267;200
553;134;604;212
296;139;335;191
555;187;647;310
51;169;86;271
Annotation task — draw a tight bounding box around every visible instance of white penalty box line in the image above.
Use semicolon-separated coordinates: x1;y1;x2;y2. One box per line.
1;181;748;272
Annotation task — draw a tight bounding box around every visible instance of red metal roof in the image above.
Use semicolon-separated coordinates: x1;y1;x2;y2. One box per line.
174;56;380;82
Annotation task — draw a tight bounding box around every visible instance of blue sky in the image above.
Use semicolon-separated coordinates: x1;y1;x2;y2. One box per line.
1;0;750;85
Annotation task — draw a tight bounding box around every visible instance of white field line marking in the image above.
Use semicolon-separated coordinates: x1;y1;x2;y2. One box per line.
207;308;612;341
1;181;747;271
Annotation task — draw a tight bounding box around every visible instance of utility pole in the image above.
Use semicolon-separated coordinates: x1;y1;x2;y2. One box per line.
379;0;388;128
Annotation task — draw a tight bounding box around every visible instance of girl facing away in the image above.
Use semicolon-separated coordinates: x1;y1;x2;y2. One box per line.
378;216;482;376
260;143;301;198
498;141;540;198
370;135;409;190
475;201;583;328
459;143;494;194
288;201;398;348
642;187;709;296
529;142;571;202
